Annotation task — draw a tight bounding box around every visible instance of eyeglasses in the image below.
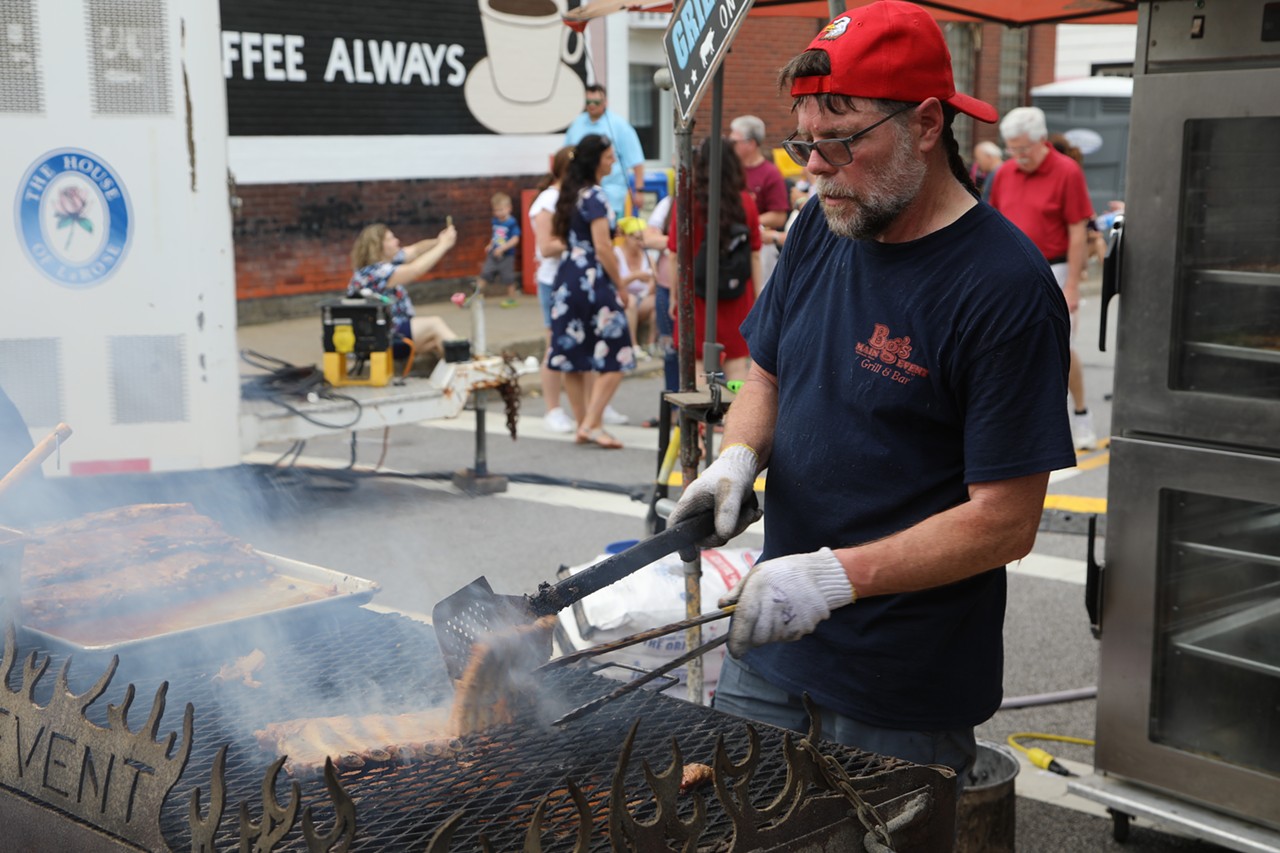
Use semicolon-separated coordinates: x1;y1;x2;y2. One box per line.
781;104;914;167
584;99;603;106
1004;142;1039;156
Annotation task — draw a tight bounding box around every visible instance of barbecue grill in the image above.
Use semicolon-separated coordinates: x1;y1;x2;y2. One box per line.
0;608;954;851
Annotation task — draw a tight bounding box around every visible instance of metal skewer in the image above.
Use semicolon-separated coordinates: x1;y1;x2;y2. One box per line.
552;633;731;727
539;605;734;671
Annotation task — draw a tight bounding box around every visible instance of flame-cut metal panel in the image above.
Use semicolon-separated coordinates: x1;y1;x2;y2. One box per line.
0;625;193;852
0;338;64;428
9;610;951;851
0;0;43;112
109;334;188;423
85;0;171;115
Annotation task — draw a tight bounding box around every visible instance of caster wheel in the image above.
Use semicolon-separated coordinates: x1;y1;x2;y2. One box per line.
1109;808;1131;843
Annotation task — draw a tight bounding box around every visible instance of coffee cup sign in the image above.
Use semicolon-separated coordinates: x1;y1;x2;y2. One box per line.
479;0;584;104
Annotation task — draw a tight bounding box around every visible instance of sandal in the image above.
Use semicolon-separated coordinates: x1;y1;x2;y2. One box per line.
575;428;623;449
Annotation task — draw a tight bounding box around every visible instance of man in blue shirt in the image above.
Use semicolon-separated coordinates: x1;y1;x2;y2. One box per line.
667;0;1076;791
563;84;645;218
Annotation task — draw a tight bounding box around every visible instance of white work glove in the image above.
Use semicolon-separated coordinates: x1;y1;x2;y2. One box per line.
667;443;763;554
718;548;855;658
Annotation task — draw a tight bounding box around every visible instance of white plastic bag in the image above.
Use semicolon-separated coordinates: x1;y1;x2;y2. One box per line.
557;546;760;703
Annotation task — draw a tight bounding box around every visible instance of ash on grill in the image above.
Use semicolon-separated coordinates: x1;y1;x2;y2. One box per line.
0;608;955;851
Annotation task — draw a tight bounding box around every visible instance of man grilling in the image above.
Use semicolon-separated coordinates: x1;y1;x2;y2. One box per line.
667;0;1076;787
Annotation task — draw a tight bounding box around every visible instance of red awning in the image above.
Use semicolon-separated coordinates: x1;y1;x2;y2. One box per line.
565;0;1138;26
749;0;1138;25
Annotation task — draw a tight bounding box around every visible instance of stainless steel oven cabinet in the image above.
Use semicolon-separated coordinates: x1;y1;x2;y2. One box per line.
1097;437;1280;829
1110;1;1280;453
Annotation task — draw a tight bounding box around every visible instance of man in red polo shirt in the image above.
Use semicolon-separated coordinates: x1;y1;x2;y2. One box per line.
989;106;1098;450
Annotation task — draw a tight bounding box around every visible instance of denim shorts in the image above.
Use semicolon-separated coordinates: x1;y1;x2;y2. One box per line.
537;279;555;329
713;655;977;795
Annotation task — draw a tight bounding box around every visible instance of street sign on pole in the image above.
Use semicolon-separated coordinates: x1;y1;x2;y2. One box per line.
663;0;755;126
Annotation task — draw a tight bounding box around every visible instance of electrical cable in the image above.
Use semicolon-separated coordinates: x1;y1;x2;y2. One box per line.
373;426;392;472
1007;732;1095;777
240;349;364;430
242;462;646;499
1000;686;1096;710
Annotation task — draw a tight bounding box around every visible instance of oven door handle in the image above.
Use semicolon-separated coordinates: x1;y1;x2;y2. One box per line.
1085;514;1104;639
1098;214;1124;353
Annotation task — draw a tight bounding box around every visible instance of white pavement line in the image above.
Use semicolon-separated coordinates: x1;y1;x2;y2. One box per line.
1008;552;1086;586
495;482;650;518
422;410;659;448
1014;755;1112;820
241;450;768;537
493;480;767;537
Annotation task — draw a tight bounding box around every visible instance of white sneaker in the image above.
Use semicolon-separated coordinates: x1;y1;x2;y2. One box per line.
602;404;630;426
543;407;575;434
1071;411;1097;451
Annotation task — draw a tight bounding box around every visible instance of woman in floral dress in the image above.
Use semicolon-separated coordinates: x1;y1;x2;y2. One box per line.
547;134;634;449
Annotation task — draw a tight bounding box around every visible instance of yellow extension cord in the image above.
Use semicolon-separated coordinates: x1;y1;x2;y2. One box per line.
1007;732;1096;777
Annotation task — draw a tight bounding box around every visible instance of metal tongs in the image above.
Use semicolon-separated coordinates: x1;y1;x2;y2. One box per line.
543;605;736;726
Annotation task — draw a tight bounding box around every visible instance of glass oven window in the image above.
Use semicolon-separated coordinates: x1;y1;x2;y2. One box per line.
1173;117;1280;400
1152;489;1280;777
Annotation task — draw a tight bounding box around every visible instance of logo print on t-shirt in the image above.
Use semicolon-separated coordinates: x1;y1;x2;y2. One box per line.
855;323;929;385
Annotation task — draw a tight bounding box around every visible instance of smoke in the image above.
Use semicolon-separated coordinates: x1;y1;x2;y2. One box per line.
5;495;458;783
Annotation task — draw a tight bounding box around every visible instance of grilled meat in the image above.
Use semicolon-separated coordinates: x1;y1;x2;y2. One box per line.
254;710;456;777
22;503;260;587
680;763;713;792
214;648;267;688
449;615;557;736
18;503;303;634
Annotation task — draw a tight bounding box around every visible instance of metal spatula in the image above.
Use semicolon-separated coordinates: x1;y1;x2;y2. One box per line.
432;508;717;681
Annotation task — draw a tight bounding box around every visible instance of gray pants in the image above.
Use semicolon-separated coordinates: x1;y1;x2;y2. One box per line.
713;655;977;795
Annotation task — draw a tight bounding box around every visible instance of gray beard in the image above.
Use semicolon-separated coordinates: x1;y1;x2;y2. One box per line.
819;192;912;240
815;136;926;241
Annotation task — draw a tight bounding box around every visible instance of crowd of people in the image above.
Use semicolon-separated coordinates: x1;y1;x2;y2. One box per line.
344;64;1113;453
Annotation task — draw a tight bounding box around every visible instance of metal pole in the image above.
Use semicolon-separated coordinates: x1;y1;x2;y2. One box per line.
828;0;845;19
673;114;708;705
473;390;488;477
675;126;696;398
684;70;732;705
702;66;724;398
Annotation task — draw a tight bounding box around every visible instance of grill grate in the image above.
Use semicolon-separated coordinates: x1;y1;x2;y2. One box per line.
15;609;914;851
0;0;43;113
109;334;189;423
85;0;172;115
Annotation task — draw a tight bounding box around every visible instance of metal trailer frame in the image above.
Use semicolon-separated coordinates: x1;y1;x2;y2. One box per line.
1068;775;1280;852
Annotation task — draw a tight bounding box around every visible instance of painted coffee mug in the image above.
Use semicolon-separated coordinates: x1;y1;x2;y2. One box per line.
478;0;584;104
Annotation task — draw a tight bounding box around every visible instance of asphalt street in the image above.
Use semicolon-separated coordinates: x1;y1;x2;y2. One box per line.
46;281;1249;851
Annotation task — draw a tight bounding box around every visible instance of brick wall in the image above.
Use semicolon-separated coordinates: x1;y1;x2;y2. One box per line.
1027;26;1059;93
971;23;1058;147
973;23;1006;147
233;174;541;315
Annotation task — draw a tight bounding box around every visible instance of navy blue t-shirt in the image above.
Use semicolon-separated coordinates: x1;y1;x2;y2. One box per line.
740;198;1076;730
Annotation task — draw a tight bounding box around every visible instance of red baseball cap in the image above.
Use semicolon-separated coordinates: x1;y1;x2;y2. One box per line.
790;0;998;124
